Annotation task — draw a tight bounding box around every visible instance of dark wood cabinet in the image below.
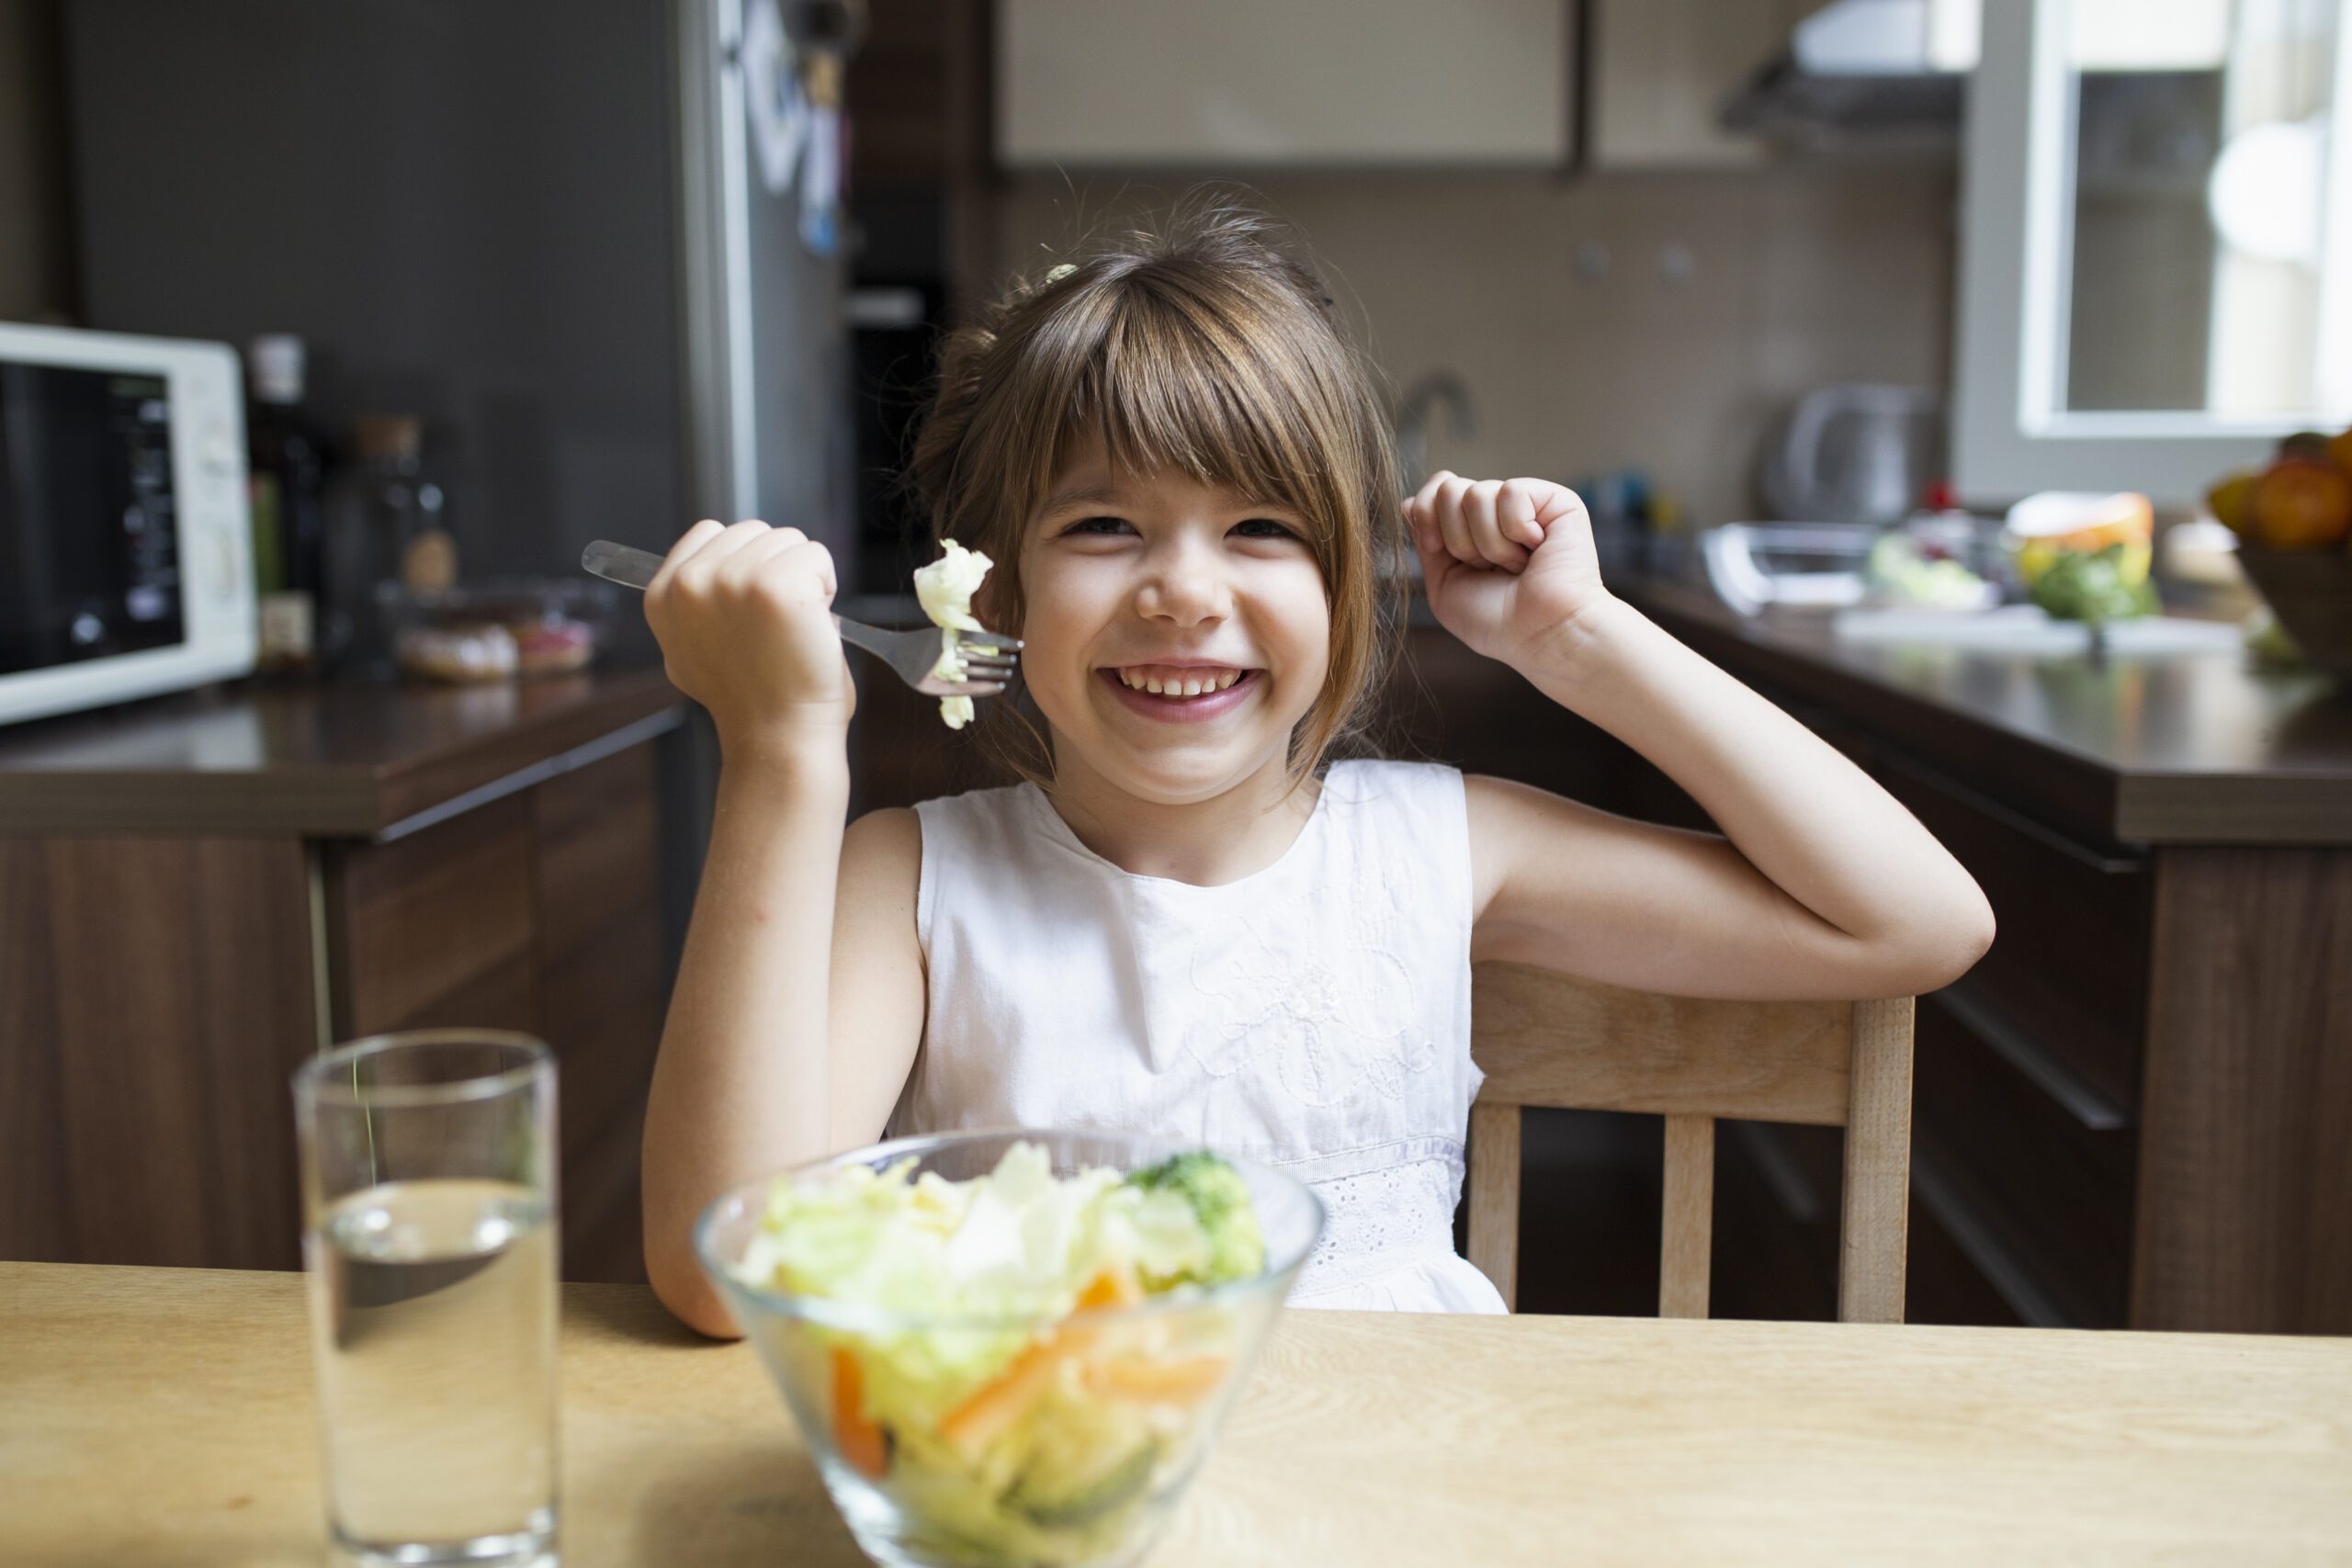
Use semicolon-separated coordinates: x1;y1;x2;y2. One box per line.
1;836;318;1272
0;671;684;1282
1613;582;2352;1336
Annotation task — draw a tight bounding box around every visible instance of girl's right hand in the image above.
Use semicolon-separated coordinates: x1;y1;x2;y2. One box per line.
643;520;854;756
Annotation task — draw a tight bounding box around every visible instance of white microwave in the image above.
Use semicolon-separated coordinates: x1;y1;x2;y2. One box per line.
0;322;255;727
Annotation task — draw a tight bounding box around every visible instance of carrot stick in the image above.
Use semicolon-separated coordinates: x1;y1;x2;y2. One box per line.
1083;1353;1230;1406
1076;1267;1142;1311
937;1337;1065;1459
934;1269;1159;1460
832;1347;889;1480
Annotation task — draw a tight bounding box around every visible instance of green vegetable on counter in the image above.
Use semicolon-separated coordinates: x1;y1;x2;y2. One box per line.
2027;543;2158;626
1865;534;1991;609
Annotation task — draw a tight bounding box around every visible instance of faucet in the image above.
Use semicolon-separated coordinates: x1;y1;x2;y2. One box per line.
1396;371;1476;489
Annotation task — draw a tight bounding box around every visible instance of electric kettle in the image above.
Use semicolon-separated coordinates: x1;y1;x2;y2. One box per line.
1760;384;1944;525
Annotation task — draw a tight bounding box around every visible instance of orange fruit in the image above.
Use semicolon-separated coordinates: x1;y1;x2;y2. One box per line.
2251;459;2352;550
2204;469;2258;534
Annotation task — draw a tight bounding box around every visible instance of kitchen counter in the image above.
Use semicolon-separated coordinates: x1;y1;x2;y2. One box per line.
0;664;684;837
7;1261;2348;1566
1617;579;2352;846
1577;578;2352;1338
1;668;689;1279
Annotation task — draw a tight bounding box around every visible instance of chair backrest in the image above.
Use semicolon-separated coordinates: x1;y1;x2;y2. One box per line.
1466;960;1916;1323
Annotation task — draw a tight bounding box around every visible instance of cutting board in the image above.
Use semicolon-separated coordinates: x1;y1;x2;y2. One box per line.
1831;605;2245;656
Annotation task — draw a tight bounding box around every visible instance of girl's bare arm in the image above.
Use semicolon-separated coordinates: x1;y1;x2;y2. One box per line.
1408;474;1994;1000
640;745;844;1334
632;521;923;1336
640;776;925;1337
1465;603;1992;998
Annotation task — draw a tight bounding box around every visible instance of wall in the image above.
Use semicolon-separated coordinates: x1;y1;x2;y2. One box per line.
62;0;690;582
989;165;1958;526
0;0;71;322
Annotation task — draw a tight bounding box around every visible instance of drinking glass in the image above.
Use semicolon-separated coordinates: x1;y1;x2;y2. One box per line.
293;1031;560;1567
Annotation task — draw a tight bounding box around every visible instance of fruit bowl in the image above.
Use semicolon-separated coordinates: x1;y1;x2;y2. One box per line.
695;1129;1324;1568
2235;547;2352;679
2208;430;2352;679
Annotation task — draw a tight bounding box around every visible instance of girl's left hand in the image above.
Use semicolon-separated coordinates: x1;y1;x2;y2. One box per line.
1407;473;1613;669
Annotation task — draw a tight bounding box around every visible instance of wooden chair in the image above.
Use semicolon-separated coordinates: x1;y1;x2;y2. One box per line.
1466;961;1916;1323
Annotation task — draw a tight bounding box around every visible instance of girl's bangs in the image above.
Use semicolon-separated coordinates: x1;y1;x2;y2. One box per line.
1044;290;1333;535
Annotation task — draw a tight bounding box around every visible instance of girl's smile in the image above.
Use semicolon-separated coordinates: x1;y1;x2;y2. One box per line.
1098;663;1263;722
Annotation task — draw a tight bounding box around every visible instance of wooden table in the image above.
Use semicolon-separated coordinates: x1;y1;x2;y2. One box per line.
6;1264;2348;1565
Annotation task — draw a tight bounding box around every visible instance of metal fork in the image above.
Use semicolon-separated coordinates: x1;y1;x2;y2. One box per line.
582;539;1020;698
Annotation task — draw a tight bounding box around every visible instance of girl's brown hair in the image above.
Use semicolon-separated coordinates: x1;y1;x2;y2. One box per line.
906;199;1407;791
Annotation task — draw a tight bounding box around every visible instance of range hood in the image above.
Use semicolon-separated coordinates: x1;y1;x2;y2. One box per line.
1720;0;1978;152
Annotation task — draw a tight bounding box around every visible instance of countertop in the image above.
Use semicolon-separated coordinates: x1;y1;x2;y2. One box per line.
24;582;2346;846
0;665;684;838
6;1262;2348;1565
1618;578;2352;845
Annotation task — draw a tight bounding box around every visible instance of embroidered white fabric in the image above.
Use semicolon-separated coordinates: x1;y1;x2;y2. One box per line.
899;760;1509;1316
1292;1153;1481;1303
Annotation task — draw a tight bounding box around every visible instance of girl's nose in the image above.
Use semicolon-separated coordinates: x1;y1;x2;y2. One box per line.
1135;535;1231;626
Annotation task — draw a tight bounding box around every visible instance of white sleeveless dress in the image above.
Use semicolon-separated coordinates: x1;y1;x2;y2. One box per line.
898;758;1509;1314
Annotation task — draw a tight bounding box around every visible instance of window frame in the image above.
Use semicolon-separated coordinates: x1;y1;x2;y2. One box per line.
1951;0;2346;503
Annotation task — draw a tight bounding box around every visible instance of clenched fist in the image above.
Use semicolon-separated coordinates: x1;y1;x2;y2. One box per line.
1404;473;1615;671
644;520;854;756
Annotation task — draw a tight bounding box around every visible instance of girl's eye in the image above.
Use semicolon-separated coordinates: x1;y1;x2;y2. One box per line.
1232;518;1299;539
1063;515;1134;536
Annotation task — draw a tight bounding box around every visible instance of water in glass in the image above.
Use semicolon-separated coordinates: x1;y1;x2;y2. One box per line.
307;1179;558;1564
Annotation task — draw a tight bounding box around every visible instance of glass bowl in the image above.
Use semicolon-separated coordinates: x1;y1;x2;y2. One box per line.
382;577;621;682
695;1128;1324;1568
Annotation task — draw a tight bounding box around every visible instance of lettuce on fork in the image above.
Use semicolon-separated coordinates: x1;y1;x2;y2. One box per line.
911;538;993;729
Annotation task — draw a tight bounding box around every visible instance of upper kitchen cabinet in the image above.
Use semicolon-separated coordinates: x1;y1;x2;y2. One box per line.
997;0;1573;167
1589;0;1826;167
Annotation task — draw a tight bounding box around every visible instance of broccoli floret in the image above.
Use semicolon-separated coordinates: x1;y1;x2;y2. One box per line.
1125;1152;1264;1285
2028;543;2157;626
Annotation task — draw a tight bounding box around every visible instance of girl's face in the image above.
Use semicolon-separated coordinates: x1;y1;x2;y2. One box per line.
1015;442;1331;807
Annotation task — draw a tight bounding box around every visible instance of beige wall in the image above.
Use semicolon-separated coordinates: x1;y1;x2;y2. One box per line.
988;166;1957;525
0;0;71;323
2067;189;2213;412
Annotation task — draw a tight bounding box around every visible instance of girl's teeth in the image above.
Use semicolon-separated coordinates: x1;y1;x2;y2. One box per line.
1117;669;1246;694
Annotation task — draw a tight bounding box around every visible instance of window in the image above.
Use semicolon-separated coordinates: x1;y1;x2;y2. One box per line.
1953;0;2348;501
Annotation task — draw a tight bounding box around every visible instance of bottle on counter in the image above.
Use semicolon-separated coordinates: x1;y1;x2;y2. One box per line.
322;415;450;676
243;334;331;671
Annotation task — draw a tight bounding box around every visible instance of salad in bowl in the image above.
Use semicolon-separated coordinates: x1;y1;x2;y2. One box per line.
695;1129;1324;1568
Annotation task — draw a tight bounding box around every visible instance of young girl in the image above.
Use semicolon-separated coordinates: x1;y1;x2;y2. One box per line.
639;208;1994;1336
